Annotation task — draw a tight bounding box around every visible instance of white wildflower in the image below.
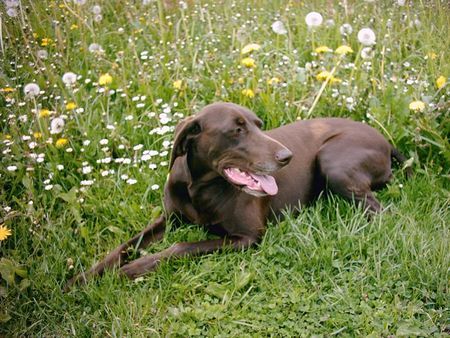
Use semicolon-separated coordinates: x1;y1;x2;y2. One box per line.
305;12;323;28
62;72;78;86
357;28;376;46
50;117;65;134
24;83;40;98
340;23;353;36
271;20;288;35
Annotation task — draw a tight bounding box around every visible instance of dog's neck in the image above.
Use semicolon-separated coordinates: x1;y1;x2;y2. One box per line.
186;147;218;181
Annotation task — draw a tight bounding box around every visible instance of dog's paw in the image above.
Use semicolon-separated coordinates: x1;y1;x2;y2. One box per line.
63;272;87;292
120;255;161;279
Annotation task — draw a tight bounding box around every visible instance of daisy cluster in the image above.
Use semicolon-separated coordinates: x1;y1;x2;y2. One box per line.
0;0;448;240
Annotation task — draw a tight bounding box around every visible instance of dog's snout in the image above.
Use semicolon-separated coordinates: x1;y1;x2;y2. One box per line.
275;148;293;165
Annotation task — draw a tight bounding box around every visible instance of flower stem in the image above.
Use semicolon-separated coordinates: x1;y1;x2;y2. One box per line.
306;58;342;119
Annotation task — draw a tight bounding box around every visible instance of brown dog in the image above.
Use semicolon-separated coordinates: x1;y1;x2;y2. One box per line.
65;102;408;289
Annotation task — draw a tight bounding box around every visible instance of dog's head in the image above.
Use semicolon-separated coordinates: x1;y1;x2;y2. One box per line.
169;102;292;197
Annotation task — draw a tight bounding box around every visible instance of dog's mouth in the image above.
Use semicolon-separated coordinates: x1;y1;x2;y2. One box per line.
223;167;278;196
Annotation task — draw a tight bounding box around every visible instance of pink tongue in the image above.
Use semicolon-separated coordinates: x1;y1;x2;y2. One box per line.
224;168;278;196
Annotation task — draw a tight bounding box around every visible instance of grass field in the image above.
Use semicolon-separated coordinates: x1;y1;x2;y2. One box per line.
1;0;449;336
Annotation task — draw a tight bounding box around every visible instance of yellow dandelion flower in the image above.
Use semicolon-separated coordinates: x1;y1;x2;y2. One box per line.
41;38;53;47
241;89;255;98
39;109;50;118
329;77;342;84
316;71;341;84
436;76;446;89
409;100;425;112
0;87;15;93
335;45;354;55
315;46;333;53
33;132;42;139
427;52;437;60
241;43;261;55
267;77;281;85
173;80;183;90
316;71;332;81
56;138;69;148
98;73;113;86
241;57;256;68
65;102;77;110
0;224;12;241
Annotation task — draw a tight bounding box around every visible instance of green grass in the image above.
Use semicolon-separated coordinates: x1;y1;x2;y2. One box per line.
1;0;449;336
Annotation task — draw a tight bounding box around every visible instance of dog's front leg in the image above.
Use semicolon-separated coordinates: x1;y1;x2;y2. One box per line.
119;236;257;279
64;215;166;290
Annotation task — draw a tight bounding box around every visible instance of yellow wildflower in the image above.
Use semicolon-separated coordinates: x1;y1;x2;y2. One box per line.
70;24;78;30
315;46;333;53
316;71;332;81
4;135;11;140
0;87;15;93
335;45;354;55
267;77;281;85
241;89;255;98
0;224;12;241
173;80;183;90
55;138;69;148
65;102;77;110
39;109;50;118
409;100;426;112
436;76;446;89
41;38;53;47
427;52;437;60
241;43;261;55
329;77;342;84
98;73;113;86
241;57;256;68
33;132;42;139
238;77;245;84
316;71;341;84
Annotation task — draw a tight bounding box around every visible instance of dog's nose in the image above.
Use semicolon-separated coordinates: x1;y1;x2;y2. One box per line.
275;148;293;165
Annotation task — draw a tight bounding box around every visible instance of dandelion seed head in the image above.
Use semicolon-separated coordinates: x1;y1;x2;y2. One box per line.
305;12;323;28
62;72;78;86
357;28;376;46
24;83;40;98
271;20;287;35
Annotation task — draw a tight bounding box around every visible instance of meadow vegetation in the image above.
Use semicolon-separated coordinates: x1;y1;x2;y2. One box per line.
0;0;449;336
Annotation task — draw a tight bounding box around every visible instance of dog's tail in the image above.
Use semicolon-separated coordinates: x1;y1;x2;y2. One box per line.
391;147;413;178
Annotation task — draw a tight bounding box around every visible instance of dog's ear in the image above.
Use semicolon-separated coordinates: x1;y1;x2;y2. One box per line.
169;116;201;169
